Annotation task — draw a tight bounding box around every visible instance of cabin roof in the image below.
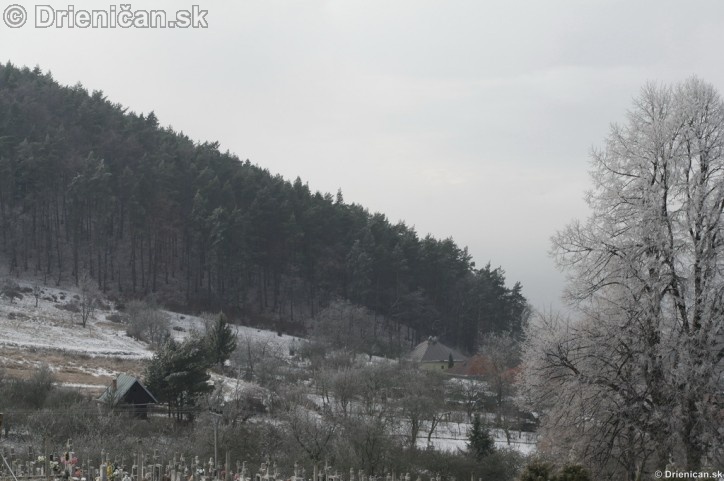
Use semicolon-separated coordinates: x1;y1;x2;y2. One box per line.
97;373;159;405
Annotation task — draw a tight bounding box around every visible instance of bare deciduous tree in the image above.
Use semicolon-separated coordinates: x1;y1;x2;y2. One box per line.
478;332;520;423
125;299;170;347
396;367;445;449
523;78;724;479
313;299;378;357
78;273;99;327
286;405;337;478
233;334;286;387
328;367;361;418
32;283;42;307
448;377;485;421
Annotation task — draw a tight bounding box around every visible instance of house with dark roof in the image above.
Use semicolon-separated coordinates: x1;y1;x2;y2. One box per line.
97;373;158;418
406;336;467;371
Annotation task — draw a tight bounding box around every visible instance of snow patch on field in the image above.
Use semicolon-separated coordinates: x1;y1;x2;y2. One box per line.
415;421;538;455
165;310;302;355
0;281;304;361
0;280;304;387
0;283;152;359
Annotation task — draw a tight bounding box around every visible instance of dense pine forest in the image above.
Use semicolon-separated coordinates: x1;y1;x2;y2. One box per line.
0;62;528;353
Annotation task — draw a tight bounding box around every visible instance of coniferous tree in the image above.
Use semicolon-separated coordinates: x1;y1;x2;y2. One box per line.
205;312;237;369
145;337;214;420
467;413;495;460
0;62;529;350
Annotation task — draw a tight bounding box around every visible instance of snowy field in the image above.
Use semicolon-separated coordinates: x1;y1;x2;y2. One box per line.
165;310;301;355
415;420;537;455
0;280;300;388
0;283;152;358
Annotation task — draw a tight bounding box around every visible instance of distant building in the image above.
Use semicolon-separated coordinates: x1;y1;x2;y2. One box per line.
97;373;158;418
447;353;521;381
406;336;467;371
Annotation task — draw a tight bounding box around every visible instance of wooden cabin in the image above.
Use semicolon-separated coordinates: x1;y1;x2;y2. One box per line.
97;373;158;418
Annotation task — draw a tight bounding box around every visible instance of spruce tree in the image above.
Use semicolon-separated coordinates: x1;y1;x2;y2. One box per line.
467;413;495;460
145;337;214;420
205;312;237;369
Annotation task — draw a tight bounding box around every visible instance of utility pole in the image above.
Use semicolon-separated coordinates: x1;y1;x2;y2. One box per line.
210;411;222;477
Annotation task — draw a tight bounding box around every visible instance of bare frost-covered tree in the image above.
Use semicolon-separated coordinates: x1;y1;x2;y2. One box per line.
286;405;337;478
396;367;445;449
32;282;42;307
522;78;724;479
234;334;286;386
125;299;170;347
78;272;99;327
479;332;520;420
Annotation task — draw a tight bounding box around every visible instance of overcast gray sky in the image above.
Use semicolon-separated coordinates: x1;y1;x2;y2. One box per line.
3;0;724;311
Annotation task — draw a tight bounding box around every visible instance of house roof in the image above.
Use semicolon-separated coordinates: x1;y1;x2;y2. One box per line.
407;337;467;363
447;353;521;381
97;373;159;405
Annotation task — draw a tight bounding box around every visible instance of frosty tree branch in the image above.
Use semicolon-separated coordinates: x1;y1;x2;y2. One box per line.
522;78;724;480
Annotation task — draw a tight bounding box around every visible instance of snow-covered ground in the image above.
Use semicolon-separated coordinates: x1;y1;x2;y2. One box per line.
0;283;152;358
0;280;301;389
165;310;301;355
0;281;303;359
416;420;537;455
305;396;537;456
0;278;538;456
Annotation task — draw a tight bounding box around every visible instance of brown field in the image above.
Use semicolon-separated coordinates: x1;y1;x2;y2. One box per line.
0;345;146;390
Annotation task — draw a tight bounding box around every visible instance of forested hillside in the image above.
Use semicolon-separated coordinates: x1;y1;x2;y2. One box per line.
0;62;528;353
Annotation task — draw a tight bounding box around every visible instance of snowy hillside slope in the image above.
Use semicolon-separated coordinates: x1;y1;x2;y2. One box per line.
165;310;300;354
0;280;300;391
0;279;537;456
0;284;152;358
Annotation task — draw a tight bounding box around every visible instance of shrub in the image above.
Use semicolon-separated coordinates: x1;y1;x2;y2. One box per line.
519;459;556;481
1;279;22;303
556;465;591;481
0;364;55;409
56;301;80;313
124;300;170;346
